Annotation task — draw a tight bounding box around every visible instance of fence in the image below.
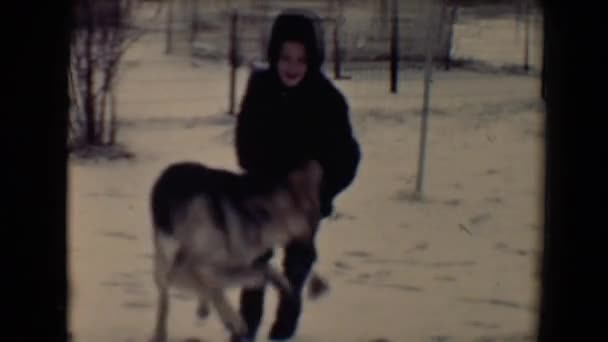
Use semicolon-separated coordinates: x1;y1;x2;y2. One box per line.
156;0;541;75
164;0;453;64
76;0;543;196
131;0;540;118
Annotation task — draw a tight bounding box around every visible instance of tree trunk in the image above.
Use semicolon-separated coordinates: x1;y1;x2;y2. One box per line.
109;88;117;145
84;7;97;145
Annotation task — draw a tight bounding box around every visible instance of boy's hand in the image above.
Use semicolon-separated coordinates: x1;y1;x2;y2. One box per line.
308;272;330;300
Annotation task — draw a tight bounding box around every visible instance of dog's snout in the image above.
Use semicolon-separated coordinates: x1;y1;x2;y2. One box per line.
292;219;316;242
299;213;320;240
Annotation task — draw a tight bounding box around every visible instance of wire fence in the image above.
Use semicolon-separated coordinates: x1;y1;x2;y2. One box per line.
70;1;544;113
139;0;541;71
84;0;542;122
72;0;544;198
126;0;539;116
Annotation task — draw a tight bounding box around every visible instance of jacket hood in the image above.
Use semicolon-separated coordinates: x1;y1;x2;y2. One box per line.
267;9;325;71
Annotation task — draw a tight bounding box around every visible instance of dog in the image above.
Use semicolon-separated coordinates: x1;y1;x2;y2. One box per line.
149;160;326;342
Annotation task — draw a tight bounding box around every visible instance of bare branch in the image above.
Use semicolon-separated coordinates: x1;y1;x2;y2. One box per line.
70;0;140;147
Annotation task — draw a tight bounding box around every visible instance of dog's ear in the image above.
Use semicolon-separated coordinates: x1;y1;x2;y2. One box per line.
304;160;323;188
287;160;323;211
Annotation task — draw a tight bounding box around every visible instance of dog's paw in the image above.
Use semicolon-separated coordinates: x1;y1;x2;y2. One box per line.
150;334;167;342
266;268;293;295
308;273;330;300
224;317;248;337
274;276;293;296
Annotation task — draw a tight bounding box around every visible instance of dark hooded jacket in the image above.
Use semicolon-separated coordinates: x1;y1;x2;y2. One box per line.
235;9;361;218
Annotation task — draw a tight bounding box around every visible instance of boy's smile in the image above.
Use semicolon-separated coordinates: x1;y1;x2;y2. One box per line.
277;41;308;88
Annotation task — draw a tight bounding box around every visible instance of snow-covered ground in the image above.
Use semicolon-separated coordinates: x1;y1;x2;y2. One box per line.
68;4;544;341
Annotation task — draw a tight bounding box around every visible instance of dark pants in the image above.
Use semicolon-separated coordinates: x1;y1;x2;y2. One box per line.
236;228;320;340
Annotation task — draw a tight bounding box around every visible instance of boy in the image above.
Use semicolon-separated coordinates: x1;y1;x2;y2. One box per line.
233;9;361;341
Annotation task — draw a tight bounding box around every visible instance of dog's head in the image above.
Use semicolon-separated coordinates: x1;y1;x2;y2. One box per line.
288;159;323;220
247;160;323;248
270;160;323;242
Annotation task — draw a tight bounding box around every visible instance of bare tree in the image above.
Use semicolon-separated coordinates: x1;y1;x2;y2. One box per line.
70;0;142;148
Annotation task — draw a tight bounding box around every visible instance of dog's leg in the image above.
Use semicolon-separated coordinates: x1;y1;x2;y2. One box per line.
207;287;249;337
152;231;180;342
211;267;267;289
152;257;170;342
196;293;211;320
214;266;291;295
264;265;292;295
189;266;249;337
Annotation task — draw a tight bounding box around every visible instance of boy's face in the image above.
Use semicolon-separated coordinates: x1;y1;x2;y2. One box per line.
277;41;308;88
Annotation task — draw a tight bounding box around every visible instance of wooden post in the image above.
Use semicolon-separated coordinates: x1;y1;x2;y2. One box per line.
333;0;345;80
389;0;399;93
258;0;269;64
523;0;531;71
414;1;437;199
228;10;238;115
444;1;458;71
379;0;389;33
437;0;446;71
190;0;199;45
333;18;342;79
165;0;174;54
